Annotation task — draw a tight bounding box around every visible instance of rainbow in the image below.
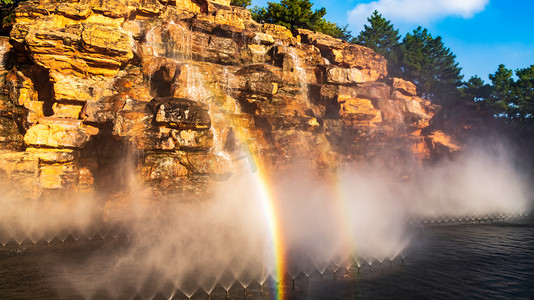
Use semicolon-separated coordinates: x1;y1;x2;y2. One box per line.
247;152;287;300
332;168;360;267
229;119;287;300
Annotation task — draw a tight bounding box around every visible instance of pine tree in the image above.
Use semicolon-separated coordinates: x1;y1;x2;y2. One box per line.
250;0;352;41
460;76;492;102
230;0;251;7
488;64;514;118
354;10;401;75
400;27;463;105
251;0;325;31
313;19;352;41
514;65;534;122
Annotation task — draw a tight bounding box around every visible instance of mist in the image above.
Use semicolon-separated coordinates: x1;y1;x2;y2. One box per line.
0;142;532;298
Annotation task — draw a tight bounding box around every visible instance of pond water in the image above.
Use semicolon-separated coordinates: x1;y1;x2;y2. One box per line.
1;218;533;300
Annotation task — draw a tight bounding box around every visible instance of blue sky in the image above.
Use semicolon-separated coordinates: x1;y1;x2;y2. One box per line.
250;0;534;82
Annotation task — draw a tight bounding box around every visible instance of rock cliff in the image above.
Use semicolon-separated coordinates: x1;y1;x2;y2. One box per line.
0;0;459;202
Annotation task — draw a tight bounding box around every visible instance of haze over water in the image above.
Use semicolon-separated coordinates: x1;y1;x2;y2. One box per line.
0;140;532;299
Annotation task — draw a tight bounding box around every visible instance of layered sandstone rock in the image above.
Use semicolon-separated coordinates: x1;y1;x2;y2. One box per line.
0;0;459;201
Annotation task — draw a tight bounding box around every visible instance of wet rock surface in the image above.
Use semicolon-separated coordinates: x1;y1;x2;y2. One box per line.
0;0;459;200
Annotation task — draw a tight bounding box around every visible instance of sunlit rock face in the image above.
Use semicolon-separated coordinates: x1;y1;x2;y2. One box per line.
0;0;459;201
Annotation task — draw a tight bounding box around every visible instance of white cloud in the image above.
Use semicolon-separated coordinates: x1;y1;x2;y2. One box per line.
348;0;489;32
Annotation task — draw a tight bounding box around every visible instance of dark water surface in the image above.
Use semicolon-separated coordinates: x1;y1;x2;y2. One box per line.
1;219;533;300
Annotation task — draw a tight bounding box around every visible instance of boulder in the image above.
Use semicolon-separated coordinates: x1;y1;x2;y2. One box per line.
318;65;367;84
39;163;78;189
356;82;392;100
5;68;38;106
182;152;231;177
338;97;382;125
0;118;24;150
56;3;92;20
298;29;387;79
262;23;296;44
23;118;91;148
52;102;84;119
0;36;13;70
25;147;76;163
154;127;213;150
425;130;461;155
149;97;211;130
0;151;42;200
236;64;280;95
140;153;189;182
22;22;133;77
391;77;417;96
0;0;457;199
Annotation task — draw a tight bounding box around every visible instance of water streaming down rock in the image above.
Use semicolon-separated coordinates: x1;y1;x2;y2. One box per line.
0;0;532;298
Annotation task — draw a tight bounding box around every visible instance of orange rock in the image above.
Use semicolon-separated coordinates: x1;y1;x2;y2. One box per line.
0;118;24;150
78;166;95;192
0;37;12;71
6;69;38;106
426;130;461;152
1;0;461;196
391;77;417;96
183;152;231;176
25;147;76;163
320;65;367;84
213;7;248;29
24;120;90;148
39;163;78;189
141;154;190;181
210;0;231;5
298;29;387;78
50;72;113;102
410;137;430;160
24;101;44;125
57;3;92;20
262;23;296;44
0;151;42;200
339;97;381;125
52;102;84;119
22;21;133;77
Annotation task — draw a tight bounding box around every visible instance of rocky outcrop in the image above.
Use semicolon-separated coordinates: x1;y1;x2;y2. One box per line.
0;0;459;201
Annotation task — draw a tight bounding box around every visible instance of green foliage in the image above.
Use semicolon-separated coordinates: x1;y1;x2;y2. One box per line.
486;64;534;123
354;12;463;105
313;19;352;41
514;65;534;122
487;64;515;117
351;11;533;148
354;10;401;75
399;27;463;105
230;0;251;7
251;0;325;30
460;75;492;102
0;0;19;36
250;0;352;41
